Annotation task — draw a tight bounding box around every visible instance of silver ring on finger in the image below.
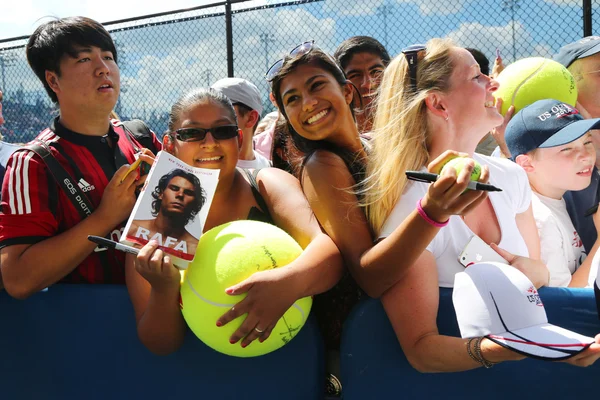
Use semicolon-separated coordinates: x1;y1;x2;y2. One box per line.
254;327;265;334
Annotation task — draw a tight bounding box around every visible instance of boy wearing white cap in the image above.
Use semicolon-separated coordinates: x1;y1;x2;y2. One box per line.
506;99;600;287
211;78;271;169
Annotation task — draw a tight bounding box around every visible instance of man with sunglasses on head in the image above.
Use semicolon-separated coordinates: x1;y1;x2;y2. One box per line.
211;78;271;169
0;17;161;298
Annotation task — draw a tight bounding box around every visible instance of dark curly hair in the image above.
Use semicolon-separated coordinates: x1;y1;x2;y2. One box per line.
151;169;206;226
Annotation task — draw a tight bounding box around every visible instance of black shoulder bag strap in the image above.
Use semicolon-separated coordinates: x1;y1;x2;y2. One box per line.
22;140;94;220
118;120;155;152
241;168;272;218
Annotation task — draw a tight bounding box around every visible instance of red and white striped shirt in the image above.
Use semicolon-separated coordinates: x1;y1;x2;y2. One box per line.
0;118;161;284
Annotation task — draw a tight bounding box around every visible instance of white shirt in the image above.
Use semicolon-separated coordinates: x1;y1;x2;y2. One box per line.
379;154;532;288
532;193;586;287
236;151;272;169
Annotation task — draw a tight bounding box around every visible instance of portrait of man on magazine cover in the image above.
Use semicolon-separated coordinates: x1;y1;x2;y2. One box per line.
127;168;206;256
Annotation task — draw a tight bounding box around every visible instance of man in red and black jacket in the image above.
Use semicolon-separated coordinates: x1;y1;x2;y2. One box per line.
0;17;161;297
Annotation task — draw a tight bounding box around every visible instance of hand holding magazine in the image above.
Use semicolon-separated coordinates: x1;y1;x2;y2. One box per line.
120;151;219;269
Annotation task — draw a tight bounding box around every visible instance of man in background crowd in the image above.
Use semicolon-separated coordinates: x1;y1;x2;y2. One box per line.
212;78;271;169
334;36;390;134
555;36;600;253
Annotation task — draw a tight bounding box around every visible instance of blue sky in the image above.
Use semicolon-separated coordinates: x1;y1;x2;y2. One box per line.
0;0;596;121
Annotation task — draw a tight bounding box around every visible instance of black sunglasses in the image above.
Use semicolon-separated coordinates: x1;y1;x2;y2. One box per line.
402;44;426;91
172;125;239;142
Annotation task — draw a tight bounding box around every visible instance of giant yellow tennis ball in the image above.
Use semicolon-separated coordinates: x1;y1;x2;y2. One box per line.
441;157;482;183
180;220;312;357
493;57;577;116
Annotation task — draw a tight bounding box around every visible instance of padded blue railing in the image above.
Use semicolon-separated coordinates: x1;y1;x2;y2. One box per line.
3;284;599;399
0;285;324;400
340;287;600;399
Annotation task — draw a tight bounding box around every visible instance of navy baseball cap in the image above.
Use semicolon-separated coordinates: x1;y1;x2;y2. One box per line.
505;99;600;159
554;36;600;68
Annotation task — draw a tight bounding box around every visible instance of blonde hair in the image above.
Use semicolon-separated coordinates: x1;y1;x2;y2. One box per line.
363;38;456;235
568;59;583;83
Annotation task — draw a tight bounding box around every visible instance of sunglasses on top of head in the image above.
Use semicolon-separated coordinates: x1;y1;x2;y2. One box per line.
171;125;239;142
265;40;344;82
402;44;427;92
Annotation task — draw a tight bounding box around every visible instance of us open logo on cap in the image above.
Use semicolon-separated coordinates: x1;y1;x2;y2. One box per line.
525;286;543;307
537;103;578;121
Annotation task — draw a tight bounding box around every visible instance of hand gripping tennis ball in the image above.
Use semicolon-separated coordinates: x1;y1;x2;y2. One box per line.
493;57;577;116
441;157;482;183
180;220;313;357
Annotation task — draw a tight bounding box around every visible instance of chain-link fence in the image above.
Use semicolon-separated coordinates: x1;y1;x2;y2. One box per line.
0;0;595;143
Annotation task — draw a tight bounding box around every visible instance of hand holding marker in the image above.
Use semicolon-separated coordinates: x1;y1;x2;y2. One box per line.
405;171;502;192
88;235;140;255
406;158;501;192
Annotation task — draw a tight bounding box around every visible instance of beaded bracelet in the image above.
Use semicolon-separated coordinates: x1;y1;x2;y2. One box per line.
474;336;498;368
466;337;498;368
416;198;449;228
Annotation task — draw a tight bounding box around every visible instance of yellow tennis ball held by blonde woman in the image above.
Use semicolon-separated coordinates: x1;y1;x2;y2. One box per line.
180;220;313;357
493;57;577;116
441;157;482;184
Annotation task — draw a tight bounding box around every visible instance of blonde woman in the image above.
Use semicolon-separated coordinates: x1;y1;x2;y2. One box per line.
364;38;600;371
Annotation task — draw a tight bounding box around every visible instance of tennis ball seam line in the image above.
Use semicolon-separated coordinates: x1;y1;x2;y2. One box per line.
510;59;548;108
186;278;309;322
186;279;236;307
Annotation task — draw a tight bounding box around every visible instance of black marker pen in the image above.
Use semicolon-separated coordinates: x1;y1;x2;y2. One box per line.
405;171;502;192
88;235;140;256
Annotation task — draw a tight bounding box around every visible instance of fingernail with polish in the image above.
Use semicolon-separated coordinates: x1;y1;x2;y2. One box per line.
216;321;222;327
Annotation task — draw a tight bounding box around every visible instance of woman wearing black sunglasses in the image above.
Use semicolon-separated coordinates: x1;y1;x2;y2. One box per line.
124;88;344;355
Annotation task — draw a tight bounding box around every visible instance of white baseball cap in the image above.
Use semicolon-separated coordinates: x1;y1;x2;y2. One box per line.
211;78;263;116
453;262;594;360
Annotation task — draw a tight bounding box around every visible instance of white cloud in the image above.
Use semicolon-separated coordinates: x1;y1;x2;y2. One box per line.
322;0;467;16
396;0;467;15
1;3;338;119
120;7;336;113
447;22;552;62
322;0;384;16
0;0;221;39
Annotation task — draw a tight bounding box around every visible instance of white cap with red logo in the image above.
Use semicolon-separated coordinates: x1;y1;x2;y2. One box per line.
453;262;594;360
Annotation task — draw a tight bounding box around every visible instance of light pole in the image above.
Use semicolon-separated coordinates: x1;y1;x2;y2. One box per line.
114;40;128;117
259;33;275;73
0;52;17;95
204;69;212;86
259;32;276;112
376;2;395;49
502;0;520;62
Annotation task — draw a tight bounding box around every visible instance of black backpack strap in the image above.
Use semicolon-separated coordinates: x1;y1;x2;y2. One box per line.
119;120;156;152
22;141;94;220
241;168;272;217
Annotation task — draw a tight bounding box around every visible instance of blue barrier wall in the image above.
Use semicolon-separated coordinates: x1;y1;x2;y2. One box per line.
3;285;599;399
341;287;600;400
0;285;324;400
